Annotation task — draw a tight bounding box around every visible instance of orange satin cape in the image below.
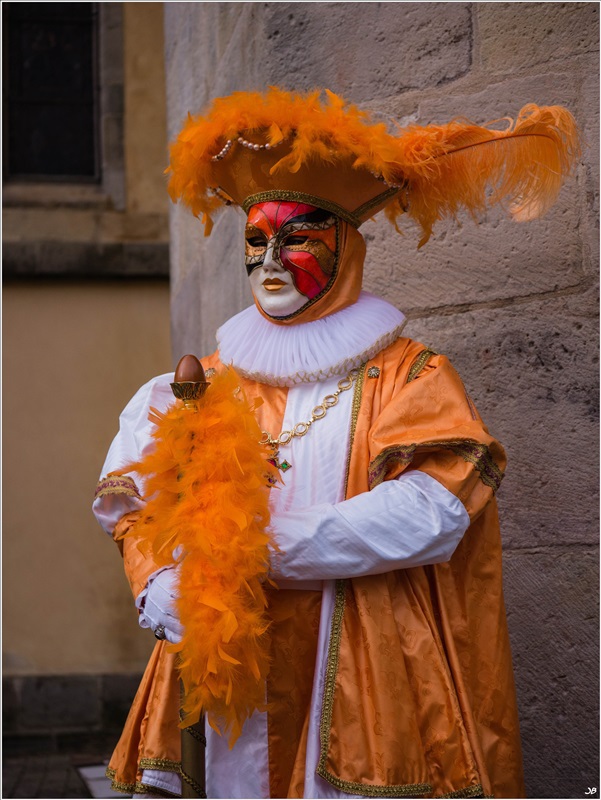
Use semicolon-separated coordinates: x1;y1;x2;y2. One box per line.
106;338;524;799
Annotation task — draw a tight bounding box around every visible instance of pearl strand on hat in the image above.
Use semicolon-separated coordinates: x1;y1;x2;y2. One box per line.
369;170;406;189
211;135;285;162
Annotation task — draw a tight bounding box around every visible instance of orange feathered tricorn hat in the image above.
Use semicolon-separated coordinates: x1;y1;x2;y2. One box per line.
167;87;580;246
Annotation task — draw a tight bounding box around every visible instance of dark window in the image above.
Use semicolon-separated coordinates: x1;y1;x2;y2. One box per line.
4;2;99;182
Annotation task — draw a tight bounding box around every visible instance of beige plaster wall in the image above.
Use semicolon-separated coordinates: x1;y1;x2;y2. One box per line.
3;4;173;675
164;3;599;797
3;283;171;675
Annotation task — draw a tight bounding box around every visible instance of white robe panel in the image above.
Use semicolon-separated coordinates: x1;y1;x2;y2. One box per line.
206;375;354;799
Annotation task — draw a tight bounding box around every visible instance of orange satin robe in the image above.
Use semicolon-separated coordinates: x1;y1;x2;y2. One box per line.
105;337;524;798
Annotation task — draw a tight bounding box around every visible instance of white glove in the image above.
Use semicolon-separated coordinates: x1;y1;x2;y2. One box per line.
137;567;183;644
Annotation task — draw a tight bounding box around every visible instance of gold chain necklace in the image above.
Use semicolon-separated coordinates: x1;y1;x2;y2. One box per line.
260;369;358;474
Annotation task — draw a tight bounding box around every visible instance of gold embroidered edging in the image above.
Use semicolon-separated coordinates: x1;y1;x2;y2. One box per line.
94;474;142;500
106;763;184;797
318;770;432;797
242;190;362;228
315;366;366;787
180;769;207;798
342;362;367;492
105;766;136;795
139;757;182;773
368;440;504;492
317;579;347;777
353;187;400;221
439;783;485;798
407;348;437;383
447;442;503;490
135;781;180;798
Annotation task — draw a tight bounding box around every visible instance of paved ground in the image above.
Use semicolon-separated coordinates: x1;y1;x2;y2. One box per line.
2;756;126;799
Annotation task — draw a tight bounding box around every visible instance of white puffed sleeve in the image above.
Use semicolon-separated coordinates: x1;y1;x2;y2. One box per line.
269;471;470;581
92;373;174;535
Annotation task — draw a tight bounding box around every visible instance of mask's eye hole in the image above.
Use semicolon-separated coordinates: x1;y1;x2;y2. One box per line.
283;235;308;247
246;236;266;249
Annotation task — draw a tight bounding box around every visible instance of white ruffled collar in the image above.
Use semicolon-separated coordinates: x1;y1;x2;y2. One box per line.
216;292;406;387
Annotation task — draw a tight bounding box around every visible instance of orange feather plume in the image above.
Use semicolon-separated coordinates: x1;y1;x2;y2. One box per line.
167;88;580;245
115;368;278;746
384;103;581;246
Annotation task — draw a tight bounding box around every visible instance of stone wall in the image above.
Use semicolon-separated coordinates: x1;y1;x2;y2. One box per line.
164;4;599;797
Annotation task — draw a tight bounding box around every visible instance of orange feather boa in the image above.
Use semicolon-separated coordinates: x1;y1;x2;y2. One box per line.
119;368;278;745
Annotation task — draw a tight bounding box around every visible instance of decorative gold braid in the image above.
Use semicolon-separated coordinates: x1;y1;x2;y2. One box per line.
139;757;182;773
342;362;366;494
317;579;347;778
183;724;207;746
353;187;400;220
318;772;433;797
94;474;142;500
242;190;362;228
179;768;207;798
407;349;438;383
135;781;181;798
439;784;486;798
105;767;136;796
368;440;504;492
447;442;503;489
106;776;136;796
106;763;186;797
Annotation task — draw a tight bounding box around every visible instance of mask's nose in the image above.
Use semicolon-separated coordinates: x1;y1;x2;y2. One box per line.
262;242;285;274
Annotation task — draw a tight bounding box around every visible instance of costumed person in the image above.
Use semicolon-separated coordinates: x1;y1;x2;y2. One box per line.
93;88;579;799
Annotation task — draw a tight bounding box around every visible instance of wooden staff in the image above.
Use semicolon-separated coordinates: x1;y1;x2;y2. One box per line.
170;355;209;799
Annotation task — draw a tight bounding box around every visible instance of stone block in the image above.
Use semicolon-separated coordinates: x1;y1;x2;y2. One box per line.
19;675;102;732
477;3;599;74
364;201;582;314
261;3;472;102
503;549;599;798
164;3;265;140
415;68;584;127
404;287;598;550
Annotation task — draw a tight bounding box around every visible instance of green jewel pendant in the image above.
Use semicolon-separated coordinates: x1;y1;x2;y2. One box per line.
267;450;292;473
